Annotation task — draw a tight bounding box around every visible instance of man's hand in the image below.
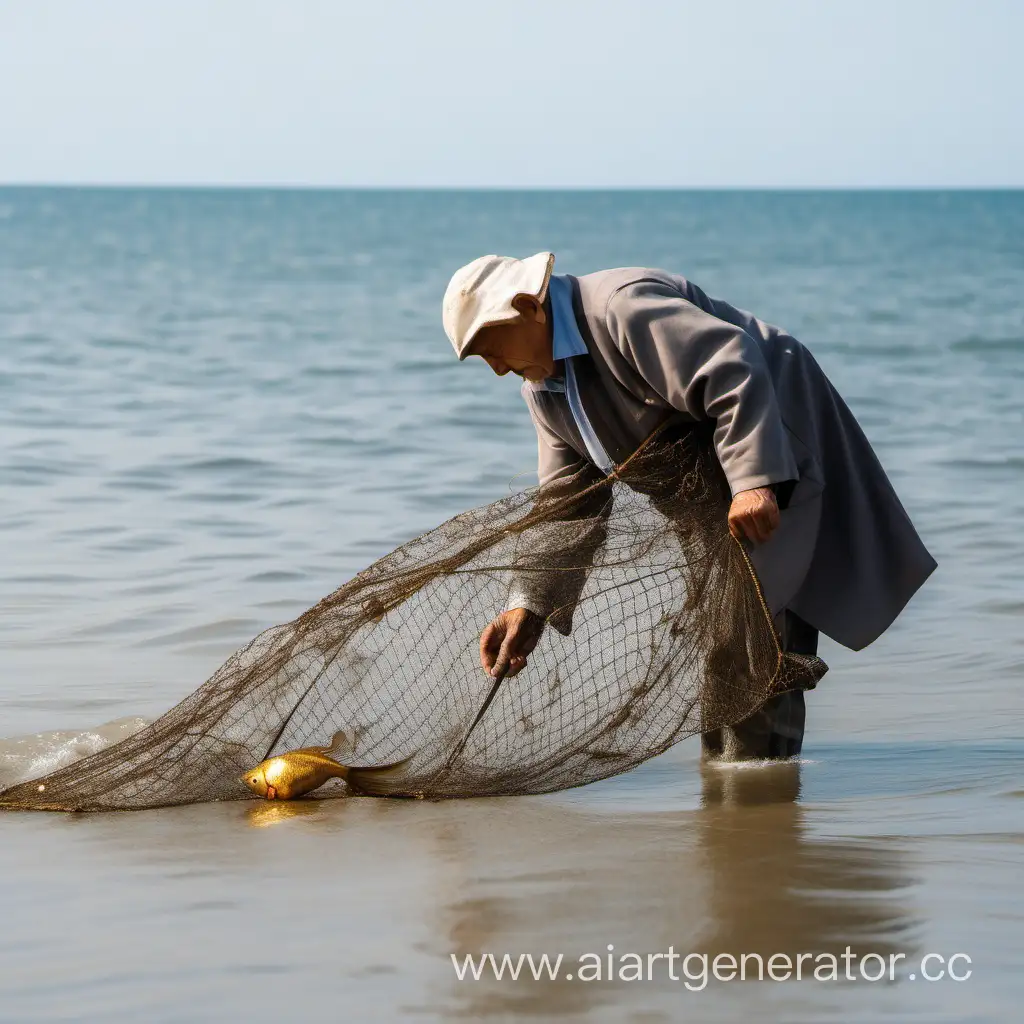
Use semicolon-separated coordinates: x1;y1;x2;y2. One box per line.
480;608;546;678
728;486;780;545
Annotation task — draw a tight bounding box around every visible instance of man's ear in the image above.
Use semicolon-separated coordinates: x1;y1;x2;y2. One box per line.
512;293;546;324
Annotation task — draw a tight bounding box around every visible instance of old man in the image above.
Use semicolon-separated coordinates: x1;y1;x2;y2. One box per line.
442;253;935;760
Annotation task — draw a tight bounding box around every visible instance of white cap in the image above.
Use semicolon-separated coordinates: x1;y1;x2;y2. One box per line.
442;252;555;359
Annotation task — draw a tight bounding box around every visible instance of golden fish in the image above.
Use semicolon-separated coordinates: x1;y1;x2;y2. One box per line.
241;731;413;800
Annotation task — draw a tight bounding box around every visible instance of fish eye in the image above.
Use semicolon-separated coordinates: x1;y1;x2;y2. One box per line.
251;777;259;784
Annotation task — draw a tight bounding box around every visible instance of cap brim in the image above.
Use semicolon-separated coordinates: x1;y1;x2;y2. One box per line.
457;308;524;360
457;252;555;359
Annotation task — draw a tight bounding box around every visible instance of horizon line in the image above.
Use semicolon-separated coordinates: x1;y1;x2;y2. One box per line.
1;183;1023;193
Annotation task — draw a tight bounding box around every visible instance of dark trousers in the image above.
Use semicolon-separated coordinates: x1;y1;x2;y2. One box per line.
701;610;818;761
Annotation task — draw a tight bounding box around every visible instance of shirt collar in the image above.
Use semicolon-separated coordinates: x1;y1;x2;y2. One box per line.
548;275;588;361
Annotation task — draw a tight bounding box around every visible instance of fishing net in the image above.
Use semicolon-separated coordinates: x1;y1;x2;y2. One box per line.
0;427;826;812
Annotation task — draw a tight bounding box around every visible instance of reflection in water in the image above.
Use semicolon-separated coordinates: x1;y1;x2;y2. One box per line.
434;763;920;1019
698;762;919;959
244;798;326;829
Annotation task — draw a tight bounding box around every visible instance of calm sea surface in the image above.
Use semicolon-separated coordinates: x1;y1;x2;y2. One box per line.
0;189;1022;1022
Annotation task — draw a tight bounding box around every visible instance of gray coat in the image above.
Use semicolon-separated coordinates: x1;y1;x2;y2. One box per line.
519;268;936;651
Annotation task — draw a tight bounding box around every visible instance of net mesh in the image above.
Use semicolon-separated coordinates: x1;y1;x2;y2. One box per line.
0;429;826;812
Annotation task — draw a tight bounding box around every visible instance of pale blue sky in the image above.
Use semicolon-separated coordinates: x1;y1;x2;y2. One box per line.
1;0;1021;187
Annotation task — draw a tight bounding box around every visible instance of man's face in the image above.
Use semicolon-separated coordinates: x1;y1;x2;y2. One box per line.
467;296;554;382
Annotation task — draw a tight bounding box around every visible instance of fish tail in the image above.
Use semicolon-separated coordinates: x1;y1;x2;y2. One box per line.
345;755;416;797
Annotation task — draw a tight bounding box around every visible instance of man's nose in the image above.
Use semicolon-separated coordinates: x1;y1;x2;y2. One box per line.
486;357;510;376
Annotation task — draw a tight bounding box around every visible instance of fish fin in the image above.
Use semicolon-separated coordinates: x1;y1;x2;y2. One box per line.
323;730;352;760
345;755;416;798
289;731;350;759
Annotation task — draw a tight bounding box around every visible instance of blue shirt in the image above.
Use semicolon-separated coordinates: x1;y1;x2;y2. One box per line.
530;275;614;475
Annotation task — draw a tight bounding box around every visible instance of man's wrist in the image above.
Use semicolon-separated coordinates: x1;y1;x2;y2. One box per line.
503;593;547;618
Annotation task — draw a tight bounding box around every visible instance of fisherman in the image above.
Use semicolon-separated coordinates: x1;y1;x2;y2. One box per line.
442;253;935;760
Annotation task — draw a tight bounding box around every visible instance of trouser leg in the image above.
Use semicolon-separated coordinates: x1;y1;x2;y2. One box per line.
701;610;818;761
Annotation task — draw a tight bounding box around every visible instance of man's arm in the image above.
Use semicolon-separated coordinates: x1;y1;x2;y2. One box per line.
605;280;796;544
605;279;799;497
503;402;607;615
481;400;609;678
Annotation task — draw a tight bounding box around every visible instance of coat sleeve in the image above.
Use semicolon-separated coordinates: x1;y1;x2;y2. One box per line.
605;280;799;496
504;395;610;635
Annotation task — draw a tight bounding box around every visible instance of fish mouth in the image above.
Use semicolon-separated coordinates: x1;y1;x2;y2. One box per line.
266;785;277;800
